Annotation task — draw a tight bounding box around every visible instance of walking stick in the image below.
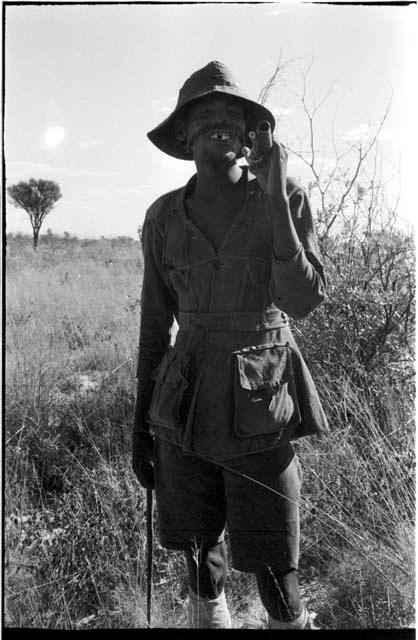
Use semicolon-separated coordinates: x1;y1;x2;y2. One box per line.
146;488;154;627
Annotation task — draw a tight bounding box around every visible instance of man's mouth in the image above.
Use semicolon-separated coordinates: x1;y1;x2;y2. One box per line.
210;131;233;142
187;123;245;149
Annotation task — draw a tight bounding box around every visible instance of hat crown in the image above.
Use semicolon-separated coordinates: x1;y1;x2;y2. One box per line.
177;61;246;110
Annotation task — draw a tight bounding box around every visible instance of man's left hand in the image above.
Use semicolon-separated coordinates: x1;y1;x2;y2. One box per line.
241;139;288;203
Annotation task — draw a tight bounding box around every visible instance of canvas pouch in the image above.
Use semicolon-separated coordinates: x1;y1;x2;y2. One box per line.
233;342;301;439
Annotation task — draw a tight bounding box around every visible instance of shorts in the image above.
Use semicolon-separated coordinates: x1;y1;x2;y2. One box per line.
153;438;302;573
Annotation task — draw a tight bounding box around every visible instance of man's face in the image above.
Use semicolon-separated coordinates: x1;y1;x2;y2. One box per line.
180;94;247;163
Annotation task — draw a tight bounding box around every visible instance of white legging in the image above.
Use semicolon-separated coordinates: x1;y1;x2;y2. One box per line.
187;588;232;629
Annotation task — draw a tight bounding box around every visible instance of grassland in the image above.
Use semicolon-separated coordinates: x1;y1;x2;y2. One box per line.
4;232;415;629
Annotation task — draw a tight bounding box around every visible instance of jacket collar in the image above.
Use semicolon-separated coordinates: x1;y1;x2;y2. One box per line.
173;165;261;213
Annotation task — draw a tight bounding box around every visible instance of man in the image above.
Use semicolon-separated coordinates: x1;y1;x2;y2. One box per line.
132;61;328;629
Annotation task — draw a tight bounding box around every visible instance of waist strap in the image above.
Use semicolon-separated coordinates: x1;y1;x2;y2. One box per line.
178;310;288;331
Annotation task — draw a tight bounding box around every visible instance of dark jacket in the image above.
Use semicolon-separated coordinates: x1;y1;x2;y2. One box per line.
135;168;329;460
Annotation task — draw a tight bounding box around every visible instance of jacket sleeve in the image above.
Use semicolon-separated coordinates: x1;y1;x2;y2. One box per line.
269;186;326;320
133;207;178;437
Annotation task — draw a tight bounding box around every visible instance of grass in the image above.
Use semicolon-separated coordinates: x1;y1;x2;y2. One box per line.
295;372;415;629
4;233;415;629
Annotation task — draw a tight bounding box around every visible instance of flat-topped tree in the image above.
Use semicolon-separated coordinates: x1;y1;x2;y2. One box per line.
7;178;62;249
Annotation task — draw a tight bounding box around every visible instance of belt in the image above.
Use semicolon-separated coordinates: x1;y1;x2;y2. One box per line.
178;310;288;331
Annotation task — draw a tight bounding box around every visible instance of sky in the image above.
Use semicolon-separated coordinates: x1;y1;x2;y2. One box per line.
4;1;418;238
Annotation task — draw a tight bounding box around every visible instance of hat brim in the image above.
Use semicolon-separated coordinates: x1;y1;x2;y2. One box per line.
147;88;276;161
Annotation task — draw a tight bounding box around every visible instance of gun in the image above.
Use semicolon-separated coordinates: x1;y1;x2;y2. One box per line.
249;120;273;161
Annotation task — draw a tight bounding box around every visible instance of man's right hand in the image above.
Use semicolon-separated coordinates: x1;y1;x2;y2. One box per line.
132;429;155;490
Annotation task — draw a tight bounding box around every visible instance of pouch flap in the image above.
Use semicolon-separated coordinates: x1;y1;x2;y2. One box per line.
151;349;189;386
235;343;289;391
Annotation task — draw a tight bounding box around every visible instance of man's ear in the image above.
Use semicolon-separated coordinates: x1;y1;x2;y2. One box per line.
174;119;187;144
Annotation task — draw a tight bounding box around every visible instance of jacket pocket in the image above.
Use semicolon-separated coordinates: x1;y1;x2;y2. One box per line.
233;342;301;438
146;349;190;430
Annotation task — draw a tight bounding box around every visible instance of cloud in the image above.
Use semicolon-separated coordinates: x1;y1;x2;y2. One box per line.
271;106;293;119
341;124;402;146
341;124;372;144
261;60;275;68
8;160;51;171
154;96;177;115
78;140;101;149
313;155;337;170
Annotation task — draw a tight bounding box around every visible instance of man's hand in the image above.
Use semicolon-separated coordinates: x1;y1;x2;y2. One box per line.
241;138;288;203
243;136;301;260
132;428;155;490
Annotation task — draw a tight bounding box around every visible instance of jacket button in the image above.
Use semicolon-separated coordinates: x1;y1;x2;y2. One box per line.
212;258;222;270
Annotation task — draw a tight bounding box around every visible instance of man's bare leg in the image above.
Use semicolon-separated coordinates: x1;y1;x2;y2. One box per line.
184;541;231;628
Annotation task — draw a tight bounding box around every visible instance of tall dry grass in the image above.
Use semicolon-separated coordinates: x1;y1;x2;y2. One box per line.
4;233;415;629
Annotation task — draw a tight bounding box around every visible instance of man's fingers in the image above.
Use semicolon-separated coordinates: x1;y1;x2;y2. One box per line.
132;457;155;490
241;146;251;161
242;146;261;166
143;466;155;490
138;468;155;491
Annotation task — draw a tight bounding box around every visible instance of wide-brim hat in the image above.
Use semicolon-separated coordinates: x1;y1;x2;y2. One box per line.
147;61;276;160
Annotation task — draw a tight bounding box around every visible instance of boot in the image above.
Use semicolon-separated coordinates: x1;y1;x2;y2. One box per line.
268;604;320;629
187;588;232;628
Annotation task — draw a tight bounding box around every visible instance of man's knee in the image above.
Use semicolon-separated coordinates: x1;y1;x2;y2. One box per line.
256;566;302;622
206;543;228;577
185;541;228;598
